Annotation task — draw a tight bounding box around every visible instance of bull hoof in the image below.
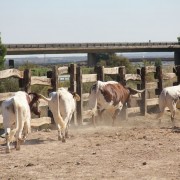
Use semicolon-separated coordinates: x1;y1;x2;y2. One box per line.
6;148;10;153
15;142;20;151
58;136;62;141
16;146;20;151
65;134;69;138
62;138;66;143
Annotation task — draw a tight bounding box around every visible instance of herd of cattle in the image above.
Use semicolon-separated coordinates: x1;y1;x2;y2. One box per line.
1;80;180;153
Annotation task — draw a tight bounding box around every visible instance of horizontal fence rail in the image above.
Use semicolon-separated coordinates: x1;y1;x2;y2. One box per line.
1;64;180;127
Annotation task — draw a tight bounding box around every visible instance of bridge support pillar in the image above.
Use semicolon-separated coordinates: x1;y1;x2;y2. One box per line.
174;51;180;65
88;53;97;66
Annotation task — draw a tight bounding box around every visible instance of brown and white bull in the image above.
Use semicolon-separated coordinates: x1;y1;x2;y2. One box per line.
157;84;180;127
88;81;144;126
39;88;80;142
2;91;41;153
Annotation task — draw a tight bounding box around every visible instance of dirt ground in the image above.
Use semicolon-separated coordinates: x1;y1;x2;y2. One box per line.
0;111;180;180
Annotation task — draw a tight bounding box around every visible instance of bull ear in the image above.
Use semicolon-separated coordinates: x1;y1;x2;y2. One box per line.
72;92;81;101
28;92;40;101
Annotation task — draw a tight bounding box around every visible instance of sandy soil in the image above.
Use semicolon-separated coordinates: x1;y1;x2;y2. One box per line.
0;111;180;180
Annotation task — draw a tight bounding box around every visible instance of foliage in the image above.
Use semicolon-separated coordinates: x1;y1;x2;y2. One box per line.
31;85;50;96
82;67;94;74
142;59;153;67
0;36;7;69
0;63;51;94
19;62;51;76
154;58;162;67
59;81;70;89
177;36;180;43
0;78;19;93
96;53;136;73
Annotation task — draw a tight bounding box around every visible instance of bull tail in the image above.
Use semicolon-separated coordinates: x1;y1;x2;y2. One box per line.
56;92;66;130
128;87;145;95
39;93;66;130
8;99;19;142
88;82;98;116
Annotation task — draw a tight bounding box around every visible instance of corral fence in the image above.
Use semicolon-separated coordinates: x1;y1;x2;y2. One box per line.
0;64;180;127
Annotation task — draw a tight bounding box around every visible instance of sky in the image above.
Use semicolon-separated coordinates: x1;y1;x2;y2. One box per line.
1;0;180;44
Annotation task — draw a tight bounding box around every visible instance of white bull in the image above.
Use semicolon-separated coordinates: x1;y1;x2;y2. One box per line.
157;84;180;127
39;88;80;142
2;91;40;153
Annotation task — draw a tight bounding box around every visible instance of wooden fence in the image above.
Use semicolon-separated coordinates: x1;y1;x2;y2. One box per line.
0;64;180;126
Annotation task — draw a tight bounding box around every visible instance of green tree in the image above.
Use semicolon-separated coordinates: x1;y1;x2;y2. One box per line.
154;58;162;67
177;36;180;44
97;53;136;73
0;35;7;69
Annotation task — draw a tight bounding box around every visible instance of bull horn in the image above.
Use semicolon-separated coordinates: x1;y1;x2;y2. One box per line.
38;94;52;102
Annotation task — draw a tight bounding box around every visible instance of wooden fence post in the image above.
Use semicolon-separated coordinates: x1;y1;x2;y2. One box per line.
118;66;127;120
52;66;58;91
69;64;78;125
175;65;180;85
23;69;31;93
76;66;83;125
155;66;163;95
141;67;147;115
95;66;104;81
118;66;126;85
47;67;56;124
9;59;14;69
177;66;180;84
137;68;141;90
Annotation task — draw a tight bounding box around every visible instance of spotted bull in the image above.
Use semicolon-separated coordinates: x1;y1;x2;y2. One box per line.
88;81;144;126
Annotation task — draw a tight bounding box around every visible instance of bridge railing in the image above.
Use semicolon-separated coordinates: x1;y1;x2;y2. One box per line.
4;42;179;49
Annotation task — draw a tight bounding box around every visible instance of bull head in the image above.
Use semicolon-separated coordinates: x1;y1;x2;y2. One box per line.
28;93;41;118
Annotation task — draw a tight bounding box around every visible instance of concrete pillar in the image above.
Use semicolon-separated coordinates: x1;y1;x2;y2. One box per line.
174;51;180;65
87;53;97;66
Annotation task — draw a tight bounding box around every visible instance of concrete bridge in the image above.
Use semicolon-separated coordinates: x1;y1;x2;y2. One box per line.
4;42;180;66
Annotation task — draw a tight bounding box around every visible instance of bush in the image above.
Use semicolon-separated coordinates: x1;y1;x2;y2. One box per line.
0;78;19;93
97;54;136;73
0;36;7;69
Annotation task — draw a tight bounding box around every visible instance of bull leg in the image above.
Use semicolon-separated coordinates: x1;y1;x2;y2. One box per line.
64;117;70;139
15;121;24;151
156;111;164;126
22;121;30;142
57;124;66;142
90;109;103;127
92;115;96;127
98;109;104;121
169;101;176;128
57;124;62;141
5;128;16;153
156;104;166;126
5;132;11;153
112;109;121;126
171;110;176;128
61;128;66;143
65;123;70;138
15;139;21;151
62;134;66;142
